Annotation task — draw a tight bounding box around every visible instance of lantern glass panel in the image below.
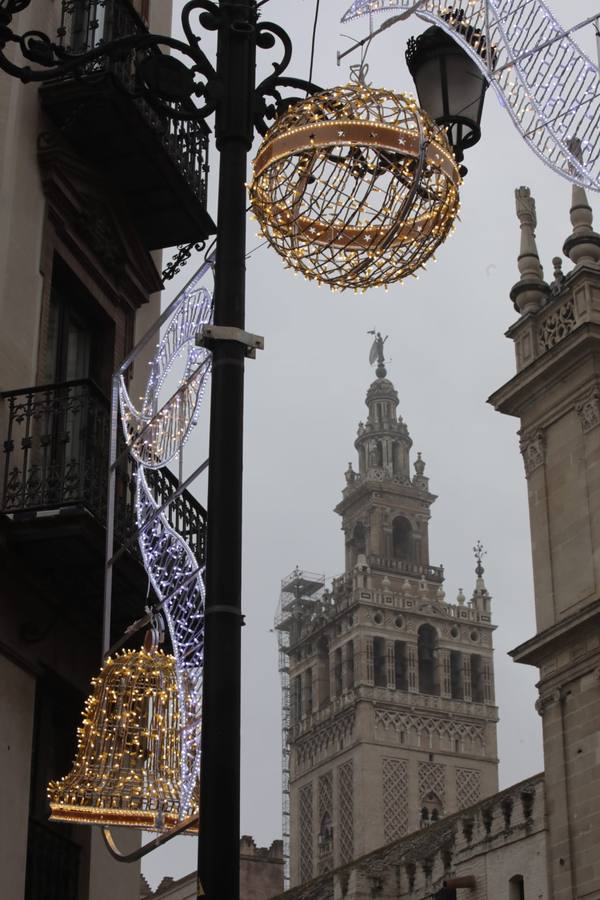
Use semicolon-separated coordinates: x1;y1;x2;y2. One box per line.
412;56;445;123
444;52;486;124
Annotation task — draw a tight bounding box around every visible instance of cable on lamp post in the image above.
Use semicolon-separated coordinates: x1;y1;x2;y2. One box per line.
0;3;321;899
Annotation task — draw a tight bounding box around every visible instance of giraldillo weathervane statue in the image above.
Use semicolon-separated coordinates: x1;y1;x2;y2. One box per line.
368;329;388;378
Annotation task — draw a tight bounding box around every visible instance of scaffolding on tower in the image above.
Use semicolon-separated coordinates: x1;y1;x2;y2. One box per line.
275;567;327;888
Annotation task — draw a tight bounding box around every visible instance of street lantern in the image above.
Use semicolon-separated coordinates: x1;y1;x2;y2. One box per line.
405;12;495;171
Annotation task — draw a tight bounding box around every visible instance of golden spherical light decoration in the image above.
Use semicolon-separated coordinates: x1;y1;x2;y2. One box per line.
249;83;461;292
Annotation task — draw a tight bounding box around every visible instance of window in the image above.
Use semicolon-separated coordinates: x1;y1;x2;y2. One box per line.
25;672;84;899
44;256;114;393
509;875;525;900
303;668;313;716
366;639;374;684
392;441;399;474
28;672;82;824
450;651;464;699
373;637;387;687
344;640;355;690
471;654;484;703
358;445;366;472
353;522;366;555
318;813;333;855
334;649;343;697
420;791;443;827
418;624;439;695
292;676;302;723
317;637;330;707
392;516;413;561
66;0;108;51
394;641;408;690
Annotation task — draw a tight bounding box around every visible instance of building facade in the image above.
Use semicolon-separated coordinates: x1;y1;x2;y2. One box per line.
277;773;546;900
279;341;499;887
141;837;284;900
274;175;600;900
0;2;212;898
490;181;600;900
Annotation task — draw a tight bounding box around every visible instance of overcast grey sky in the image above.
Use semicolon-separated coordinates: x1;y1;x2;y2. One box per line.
143;2;597;888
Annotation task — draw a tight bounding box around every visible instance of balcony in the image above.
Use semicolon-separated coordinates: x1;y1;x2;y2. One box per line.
39;0;215;250
368;555;445;582
1;380;206;636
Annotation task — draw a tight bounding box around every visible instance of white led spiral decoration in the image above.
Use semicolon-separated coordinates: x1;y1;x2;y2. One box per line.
342;0;600;191
119;265;213;819
120;276;213;469
135;467;205;817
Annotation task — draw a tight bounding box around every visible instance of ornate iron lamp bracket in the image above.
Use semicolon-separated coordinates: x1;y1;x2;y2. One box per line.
101;815;200;863
0;0;321;132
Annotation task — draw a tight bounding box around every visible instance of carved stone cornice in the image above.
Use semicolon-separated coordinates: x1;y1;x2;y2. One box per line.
575;386;600;433
374;708;487;753
519;428;545;477
294;709;356;770
534;688;562;717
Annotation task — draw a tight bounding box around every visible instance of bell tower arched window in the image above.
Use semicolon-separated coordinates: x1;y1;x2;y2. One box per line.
420;791;443;827
353;522;366;554
318;812;333;855
392;516;413;561
317;637;330;708
418;624;439;695
509;875;525;900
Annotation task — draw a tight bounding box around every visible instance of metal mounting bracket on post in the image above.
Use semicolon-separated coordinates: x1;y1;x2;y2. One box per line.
101;814;200;863
196;324;265;358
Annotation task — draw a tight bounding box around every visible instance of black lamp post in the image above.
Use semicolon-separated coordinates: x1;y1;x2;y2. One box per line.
0;3;319;899
405;11;495;172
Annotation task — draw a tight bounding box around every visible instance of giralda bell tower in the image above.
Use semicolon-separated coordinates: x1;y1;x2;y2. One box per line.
278;335;499;887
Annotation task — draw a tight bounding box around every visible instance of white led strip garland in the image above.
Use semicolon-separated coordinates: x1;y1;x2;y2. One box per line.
120;279;213;469
135;467;205;817
119;266;213;820
341;0;600;191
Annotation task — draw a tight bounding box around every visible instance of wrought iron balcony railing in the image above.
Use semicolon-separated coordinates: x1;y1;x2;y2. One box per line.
1;379;206;564
25;819;81;900
53;0;209;208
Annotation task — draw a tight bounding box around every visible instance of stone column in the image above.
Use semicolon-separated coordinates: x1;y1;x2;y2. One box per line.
519;427;555;631
386;641;395;689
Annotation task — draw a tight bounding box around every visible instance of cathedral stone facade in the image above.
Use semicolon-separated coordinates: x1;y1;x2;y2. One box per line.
490;179;600;900
283;338;498;887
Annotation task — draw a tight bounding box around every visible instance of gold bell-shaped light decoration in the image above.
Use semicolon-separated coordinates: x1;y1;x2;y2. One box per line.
48;636;197;831
249;82;461;292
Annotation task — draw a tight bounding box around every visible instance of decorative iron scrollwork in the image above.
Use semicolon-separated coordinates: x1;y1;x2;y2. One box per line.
1;0;321;132
254;20;322;135
0;0;218;121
